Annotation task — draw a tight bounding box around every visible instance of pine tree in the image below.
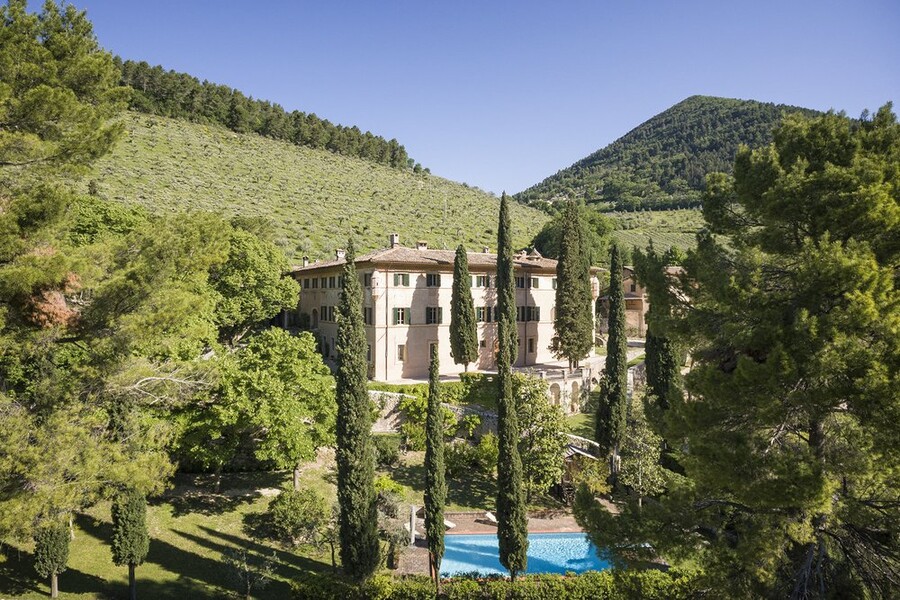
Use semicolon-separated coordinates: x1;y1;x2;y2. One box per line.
580;105;900;597
597;245;628;472
111;489;150;600
33;521;69;599
551;200;594;369
449;245;478;371
335;240;380;580
495;192;528;579
423;344;447;592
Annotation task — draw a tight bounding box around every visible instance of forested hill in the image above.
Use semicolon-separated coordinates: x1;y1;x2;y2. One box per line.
516;95;819;211
84;113;547;261
115;58;415;170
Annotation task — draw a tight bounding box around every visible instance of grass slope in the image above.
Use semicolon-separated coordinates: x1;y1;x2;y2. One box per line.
612;208;704;251
85;113;548;261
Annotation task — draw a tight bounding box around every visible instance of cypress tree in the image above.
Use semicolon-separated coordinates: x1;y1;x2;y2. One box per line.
111;489;150;600
33;521;69;599
634;245;681;410
423;344;447;592
449;245;478;371
335;239;380;580
551;200;594;370
598;245;628;473
495;192;528;579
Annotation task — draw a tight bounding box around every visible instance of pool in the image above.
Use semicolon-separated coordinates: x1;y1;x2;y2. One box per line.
439;532;610;577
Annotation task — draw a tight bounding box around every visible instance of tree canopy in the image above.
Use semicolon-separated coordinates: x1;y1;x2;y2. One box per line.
579;104;900;598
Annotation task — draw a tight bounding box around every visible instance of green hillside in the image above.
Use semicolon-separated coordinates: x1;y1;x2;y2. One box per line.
82;112;548;261
611;208;704;252
517;95;819;211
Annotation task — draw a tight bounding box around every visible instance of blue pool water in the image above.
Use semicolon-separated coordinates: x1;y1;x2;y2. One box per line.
439;532;610;577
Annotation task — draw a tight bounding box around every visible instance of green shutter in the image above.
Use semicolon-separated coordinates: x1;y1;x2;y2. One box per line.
438;307;443;324
393;307;399;325
407;306;412;324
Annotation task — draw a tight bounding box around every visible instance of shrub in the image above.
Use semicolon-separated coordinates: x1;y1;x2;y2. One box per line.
373;434;402;467
268;488;330;546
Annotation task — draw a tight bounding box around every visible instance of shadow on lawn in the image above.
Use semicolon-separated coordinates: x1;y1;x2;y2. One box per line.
160;471;288;518
78;512;232;599
0;543;111;598
389;461;496;511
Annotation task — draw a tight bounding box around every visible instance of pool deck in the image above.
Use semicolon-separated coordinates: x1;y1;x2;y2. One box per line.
397;511;587;575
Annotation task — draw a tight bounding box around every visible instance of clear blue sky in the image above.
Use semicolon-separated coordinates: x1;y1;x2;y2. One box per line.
70;0;899;195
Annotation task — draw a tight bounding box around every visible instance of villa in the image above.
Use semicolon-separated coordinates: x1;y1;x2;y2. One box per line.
287;234;603;382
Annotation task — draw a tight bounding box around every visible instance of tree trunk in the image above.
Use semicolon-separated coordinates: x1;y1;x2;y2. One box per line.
293;463;301;491
329;541;336;570
50;573;58;598
129;563;136;600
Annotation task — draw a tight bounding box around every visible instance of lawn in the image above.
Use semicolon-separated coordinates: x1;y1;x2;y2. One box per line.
0;449;509;599
0;470;334;600
566;413;596;441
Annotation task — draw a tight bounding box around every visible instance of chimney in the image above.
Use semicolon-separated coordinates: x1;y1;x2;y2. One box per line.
389;233;400;248
482;246;490;253
302;256;309;267
335;248;346;260
416;240;428;250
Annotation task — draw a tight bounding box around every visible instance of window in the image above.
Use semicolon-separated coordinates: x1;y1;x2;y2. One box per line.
303;278;310;289
426;273;441;287
327;306;335;322
320;305;327;321
476;306;486;322
480;338;486;348
364;307;373;325
552;278;558;290
514;306;540;322
425;306;443;325
338;275;344;288
363;273;372;287
630;282;637;293
530;277;539;289
392;307;409;325
515;276;526;289
312;277;319;289
393;273;410;286
528;337;535;353
367;344;372;362
475;275;491;287
329;276;336;288
397;344;406;362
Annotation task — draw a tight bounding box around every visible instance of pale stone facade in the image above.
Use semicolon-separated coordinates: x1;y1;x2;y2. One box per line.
288;235;601;382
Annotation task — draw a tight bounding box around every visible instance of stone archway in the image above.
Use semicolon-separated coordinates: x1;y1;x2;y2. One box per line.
311;308;319;328
550;383;561;406
570;381;580;413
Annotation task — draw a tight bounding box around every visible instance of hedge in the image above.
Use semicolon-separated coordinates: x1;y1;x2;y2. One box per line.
292;568;702;599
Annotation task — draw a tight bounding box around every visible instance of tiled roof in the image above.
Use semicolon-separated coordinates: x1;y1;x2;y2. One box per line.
292;245;604;275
